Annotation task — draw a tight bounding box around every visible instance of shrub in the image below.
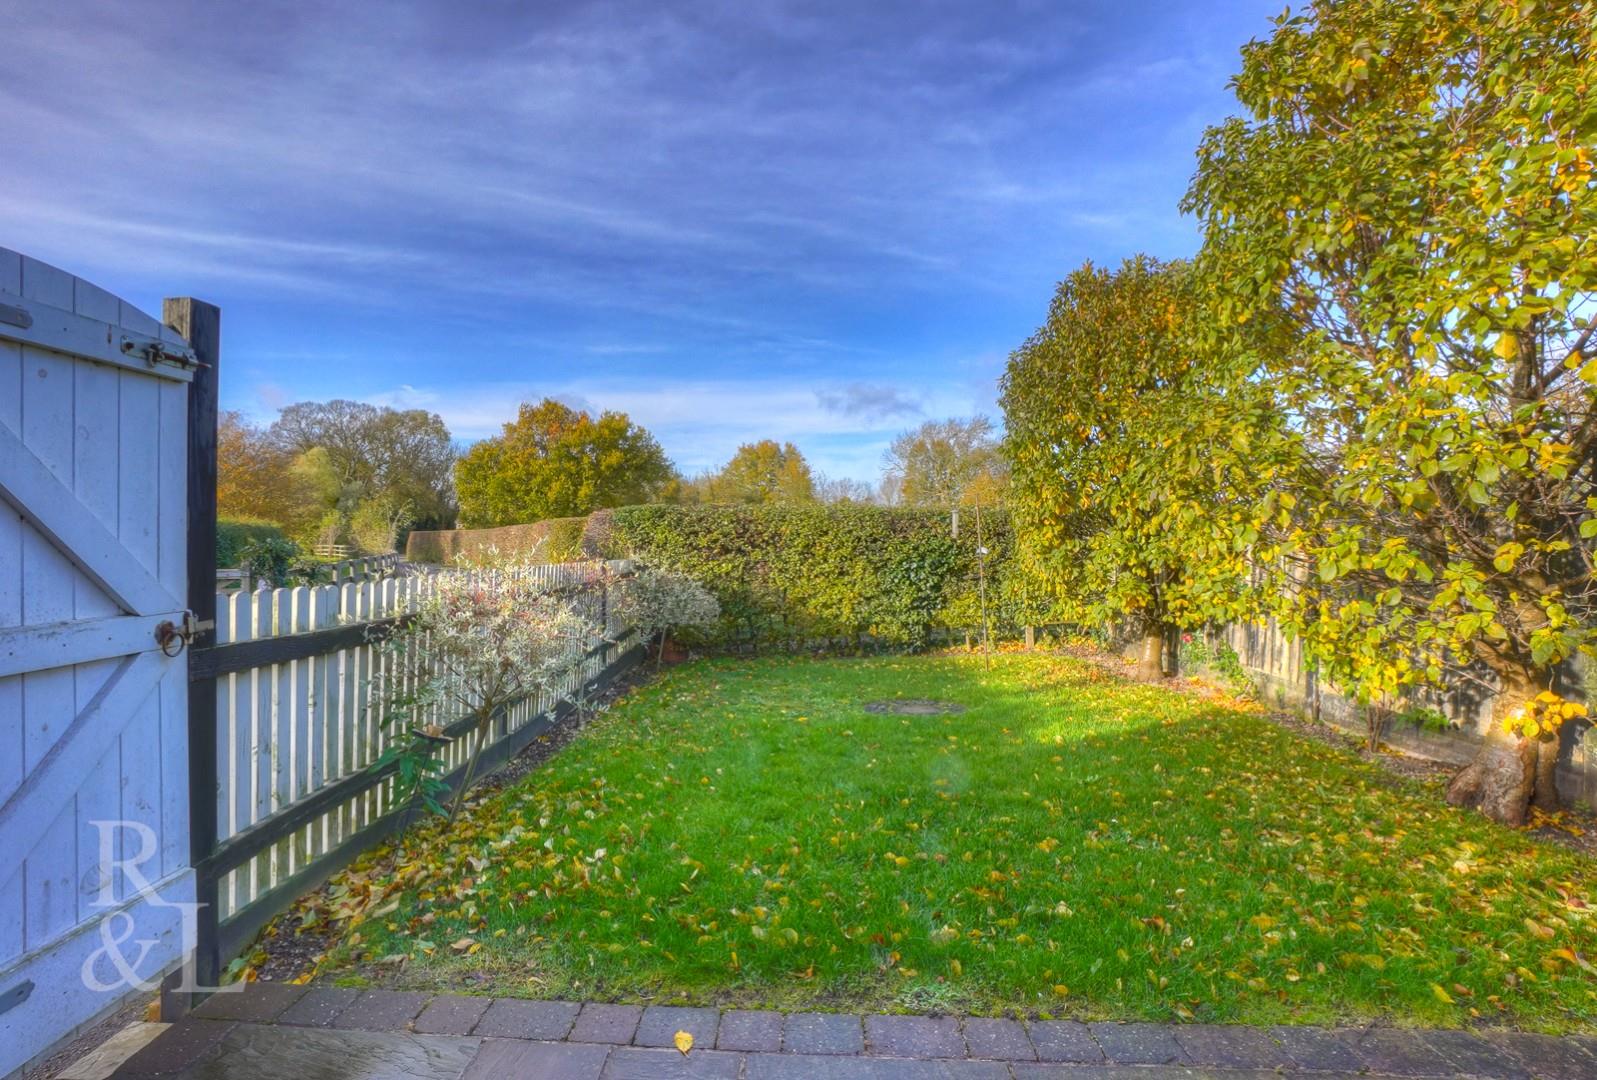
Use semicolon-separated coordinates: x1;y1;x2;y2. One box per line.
600;504;1056;650
216;517;288;568
612;567;720;648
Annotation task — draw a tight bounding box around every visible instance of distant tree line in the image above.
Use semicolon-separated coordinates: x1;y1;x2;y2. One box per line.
218;399;455;554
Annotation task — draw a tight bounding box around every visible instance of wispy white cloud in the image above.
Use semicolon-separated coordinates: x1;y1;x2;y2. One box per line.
1;0;1282;482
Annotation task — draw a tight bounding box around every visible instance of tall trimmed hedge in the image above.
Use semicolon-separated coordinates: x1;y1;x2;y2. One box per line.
600;504;1053;649
217;517;289;568
405;517;587;565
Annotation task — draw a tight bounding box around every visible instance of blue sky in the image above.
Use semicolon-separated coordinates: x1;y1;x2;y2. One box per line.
2;0;1281;482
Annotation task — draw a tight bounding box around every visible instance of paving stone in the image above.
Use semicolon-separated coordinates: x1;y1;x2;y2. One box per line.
472;998;581;1040
112;1019;233;1076
1487;1031;1597;1080
274;988;360;1028
570;1003;644;1044
161;1023;477;1079
783;1012;865;1055
1013;1068;1295;1080
462;1038;611;1080
1419;1030;1529;1078
717;1009;783;1052
1171;1024;1288;1069
1353;1028;1456;1076
1089;1022;1181;1065
329;989;431;1030
865;1014;965;1059
961;1017;1034;1060
412;994;492;1035
191;982;308;1023
634;1005;721;1048
602;1046;744;1078
1269;1026;1364;1072
1027;1020;1102;1063
748;1054;1009;1079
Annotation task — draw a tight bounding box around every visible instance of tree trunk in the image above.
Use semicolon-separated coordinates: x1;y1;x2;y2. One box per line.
1532;735;1562;814
1134;626;1168;681
1445;674;1544;826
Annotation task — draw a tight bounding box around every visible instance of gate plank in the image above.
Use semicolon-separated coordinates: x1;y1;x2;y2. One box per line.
0;613;177;678
0;422;178;616
0;651;168;872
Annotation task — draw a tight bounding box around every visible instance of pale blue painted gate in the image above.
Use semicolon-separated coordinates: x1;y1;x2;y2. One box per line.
0;248;198;1076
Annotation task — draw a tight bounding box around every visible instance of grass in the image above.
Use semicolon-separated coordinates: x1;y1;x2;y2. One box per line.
312;653;1597;1031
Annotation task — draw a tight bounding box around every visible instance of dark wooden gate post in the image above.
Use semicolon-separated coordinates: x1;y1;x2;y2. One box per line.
166;298;222;1015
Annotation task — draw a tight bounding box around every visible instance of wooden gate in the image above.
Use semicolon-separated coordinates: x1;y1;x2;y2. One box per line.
0;247;216;1076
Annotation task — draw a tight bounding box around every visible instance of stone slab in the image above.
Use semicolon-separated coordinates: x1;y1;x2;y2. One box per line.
1270;1025;1365;1073
717;1009;783;1052
1487;1031;1597;1080
473;999;581;1040
749;1054;1009;1079
191;984;307;1024
961;1017;1034;1061
110;1019;232;1076
412;994;492;1035
58;1022;171;1080
1027;1021;1102;1064
1171;1024;1288;1069
1420;1030;1529;1078
601;1046;744;1078
461;1037;610;1080
157;1023;477;1080
783;1012;864;1055
275;988;359;1028
329;989;431;1031
569;1003;644;1044
1089;1022;1181;1065
1352;1029;1456;1076
634;1005;721;1049
864;1014;965;1059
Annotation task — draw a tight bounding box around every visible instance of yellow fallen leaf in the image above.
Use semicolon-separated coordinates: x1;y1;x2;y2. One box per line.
1431;983;1455;1004
674;1030;693;1055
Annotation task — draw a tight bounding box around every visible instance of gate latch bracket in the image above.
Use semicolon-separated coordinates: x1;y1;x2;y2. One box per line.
155;611;215;656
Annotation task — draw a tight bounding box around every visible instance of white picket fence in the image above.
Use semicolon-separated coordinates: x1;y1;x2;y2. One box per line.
208;561;631;923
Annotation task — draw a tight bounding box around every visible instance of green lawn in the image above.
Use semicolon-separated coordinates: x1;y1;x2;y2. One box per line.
318;653;1597;1031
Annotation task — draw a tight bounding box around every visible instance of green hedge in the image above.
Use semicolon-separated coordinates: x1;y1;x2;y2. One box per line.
404;517;588;565
600;504;1056;650
217;517;289;568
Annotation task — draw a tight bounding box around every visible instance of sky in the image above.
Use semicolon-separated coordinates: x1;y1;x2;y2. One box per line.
1;0;1282;483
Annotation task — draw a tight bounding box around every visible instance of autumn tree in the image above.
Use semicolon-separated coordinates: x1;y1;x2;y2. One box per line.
217;411;299;522
454;398;676;527
1001;257;1276;679
883;416;1007;510
1184;0;1596;822
269;399;456;533
691;440;815;504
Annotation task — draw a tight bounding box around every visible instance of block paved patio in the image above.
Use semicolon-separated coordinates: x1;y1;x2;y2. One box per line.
100;983;1597;1078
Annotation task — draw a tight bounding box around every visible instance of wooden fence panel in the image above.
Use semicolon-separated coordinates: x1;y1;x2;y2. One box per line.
198;561;639;955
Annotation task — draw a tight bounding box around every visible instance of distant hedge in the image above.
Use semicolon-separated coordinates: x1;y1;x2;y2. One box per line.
405;517;587;565
599;504;1054;650
217;517;289;568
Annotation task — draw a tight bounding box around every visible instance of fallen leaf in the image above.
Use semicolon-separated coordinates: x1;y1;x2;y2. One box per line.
674;1030;693;1055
